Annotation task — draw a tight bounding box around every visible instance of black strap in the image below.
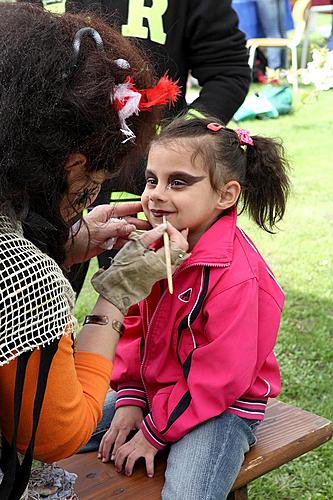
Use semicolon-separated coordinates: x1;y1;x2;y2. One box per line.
0;339;59;499
0;350;32;496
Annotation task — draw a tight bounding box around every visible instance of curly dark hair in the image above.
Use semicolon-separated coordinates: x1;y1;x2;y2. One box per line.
0;3;160;263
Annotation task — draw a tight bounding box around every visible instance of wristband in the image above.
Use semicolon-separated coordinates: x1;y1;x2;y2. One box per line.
83;315;109;326
83;315;124;336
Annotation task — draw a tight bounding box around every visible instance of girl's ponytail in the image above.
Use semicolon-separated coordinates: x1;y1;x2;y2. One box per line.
241;136;290;232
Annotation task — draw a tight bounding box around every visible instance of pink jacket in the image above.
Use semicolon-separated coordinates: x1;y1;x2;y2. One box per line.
111;208;284;450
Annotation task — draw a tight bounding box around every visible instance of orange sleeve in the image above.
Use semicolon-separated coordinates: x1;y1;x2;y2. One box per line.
0;334;112;462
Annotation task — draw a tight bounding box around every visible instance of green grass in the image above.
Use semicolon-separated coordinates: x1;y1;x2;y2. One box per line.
231;87;333;498
75;86;333;497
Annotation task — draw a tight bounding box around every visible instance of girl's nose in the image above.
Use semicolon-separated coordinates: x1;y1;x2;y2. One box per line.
149;184;169;201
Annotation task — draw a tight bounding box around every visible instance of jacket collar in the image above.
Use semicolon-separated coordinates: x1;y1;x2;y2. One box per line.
182;207;237;267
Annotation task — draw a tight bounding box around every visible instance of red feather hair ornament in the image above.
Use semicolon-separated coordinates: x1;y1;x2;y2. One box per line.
112;74;181;142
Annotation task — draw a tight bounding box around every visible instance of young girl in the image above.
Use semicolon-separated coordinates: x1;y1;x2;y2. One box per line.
97;116;290;499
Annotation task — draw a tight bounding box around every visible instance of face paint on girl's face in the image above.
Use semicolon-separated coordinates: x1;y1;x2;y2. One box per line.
141;143;223;250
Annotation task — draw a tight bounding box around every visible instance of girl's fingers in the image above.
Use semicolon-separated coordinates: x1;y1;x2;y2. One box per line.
111;432;128;460
180;228;189;239
114;442;132;472
124;452;137;477
145;455;155;478
167;224;189;252
99;429;117;462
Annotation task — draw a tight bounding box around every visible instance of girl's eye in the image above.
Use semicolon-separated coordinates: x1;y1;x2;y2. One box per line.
170;179;187;188
146;177;157;186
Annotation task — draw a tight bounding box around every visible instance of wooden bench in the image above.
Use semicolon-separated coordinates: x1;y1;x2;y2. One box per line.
58;400;332;499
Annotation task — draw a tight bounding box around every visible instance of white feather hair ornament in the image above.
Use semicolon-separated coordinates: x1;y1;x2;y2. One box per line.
111;66;181;143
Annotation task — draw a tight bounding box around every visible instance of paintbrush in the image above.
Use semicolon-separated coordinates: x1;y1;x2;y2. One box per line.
162;215;173;294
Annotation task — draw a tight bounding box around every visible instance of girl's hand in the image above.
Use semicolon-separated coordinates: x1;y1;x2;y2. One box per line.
114;429;158;478
65;203;151;267
98;406;144;463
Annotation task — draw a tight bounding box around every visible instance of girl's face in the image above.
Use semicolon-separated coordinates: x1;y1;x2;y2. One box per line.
141;142;223;250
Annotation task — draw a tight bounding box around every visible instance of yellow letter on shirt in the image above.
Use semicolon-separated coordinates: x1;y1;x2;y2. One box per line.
122;0;167;44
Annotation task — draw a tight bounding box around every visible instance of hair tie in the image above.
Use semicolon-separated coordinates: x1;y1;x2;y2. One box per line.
235;128;254;146
207;122;225;132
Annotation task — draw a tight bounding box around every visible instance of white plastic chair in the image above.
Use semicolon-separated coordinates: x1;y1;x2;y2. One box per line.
301;0;333;68
247;0;311;92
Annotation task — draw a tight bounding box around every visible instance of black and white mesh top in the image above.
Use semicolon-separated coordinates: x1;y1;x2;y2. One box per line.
0;216;76;365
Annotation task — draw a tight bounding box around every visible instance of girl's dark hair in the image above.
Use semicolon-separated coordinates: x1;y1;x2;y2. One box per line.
0;3;160;263
152;115;290;232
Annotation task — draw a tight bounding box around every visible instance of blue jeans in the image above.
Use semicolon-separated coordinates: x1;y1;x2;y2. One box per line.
255;0;287;69
81;391;259;500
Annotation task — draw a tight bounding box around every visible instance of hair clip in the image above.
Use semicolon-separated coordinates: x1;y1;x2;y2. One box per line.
114;58;131;70
235;128;254;146
207;122;225;132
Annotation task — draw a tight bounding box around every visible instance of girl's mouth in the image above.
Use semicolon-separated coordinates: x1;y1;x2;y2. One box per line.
150;209;172;218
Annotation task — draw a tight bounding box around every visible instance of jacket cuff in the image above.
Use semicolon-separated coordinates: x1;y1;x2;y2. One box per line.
115;386;147;410
141;414;167;450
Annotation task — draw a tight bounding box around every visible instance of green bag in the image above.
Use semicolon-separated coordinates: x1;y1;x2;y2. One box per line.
263;85;292;115
233;92;278;122
233;85;292;122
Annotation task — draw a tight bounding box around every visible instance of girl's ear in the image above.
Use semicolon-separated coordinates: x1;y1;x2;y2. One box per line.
216;181;241;211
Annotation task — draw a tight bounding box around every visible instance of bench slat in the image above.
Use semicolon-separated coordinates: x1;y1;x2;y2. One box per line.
233;399;332;488
58;400;332;499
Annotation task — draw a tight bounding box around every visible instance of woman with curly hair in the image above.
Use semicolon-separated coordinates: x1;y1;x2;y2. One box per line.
0;3;188;498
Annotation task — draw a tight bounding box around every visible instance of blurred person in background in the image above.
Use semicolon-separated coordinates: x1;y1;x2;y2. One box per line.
255;0;288;69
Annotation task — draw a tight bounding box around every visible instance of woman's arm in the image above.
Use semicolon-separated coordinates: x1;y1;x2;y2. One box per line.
0;223;189;462
0;333;113;462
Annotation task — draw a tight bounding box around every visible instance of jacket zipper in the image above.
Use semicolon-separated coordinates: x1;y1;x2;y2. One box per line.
140;261;231;411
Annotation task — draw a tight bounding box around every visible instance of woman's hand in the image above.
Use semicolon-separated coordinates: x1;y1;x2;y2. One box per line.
114;429;158;478
98;406;144;463
139;221;189;253
91;221;190;315
64;203;151;268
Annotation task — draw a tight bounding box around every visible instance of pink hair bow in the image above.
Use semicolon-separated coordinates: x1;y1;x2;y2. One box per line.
235;128;254;146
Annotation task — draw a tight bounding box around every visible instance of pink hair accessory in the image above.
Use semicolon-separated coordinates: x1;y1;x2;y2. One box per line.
235;128;254;146
207;122;225;132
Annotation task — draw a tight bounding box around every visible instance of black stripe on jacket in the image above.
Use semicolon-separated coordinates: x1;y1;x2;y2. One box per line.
176;266;210;379
160;267;210;435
